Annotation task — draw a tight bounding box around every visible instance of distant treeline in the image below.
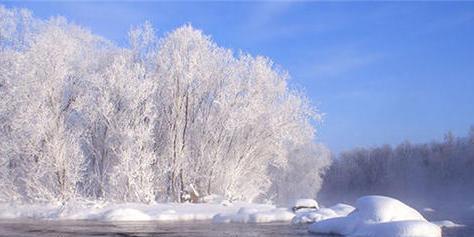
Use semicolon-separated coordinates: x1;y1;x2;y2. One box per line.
319;127;474;209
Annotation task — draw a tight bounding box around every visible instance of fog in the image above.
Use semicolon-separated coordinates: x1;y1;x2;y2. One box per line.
319;127;474;215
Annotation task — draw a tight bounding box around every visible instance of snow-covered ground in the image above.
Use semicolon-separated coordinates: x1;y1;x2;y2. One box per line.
0;195;465;237
213;207;294;223
0;199;295;223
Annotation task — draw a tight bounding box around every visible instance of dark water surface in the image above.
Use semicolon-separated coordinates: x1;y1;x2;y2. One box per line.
0;220;472;237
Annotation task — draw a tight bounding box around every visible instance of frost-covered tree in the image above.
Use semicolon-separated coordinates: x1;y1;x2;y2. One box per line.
150;26;322;201
2;16;111;202
269;143;331;205
0;6;328;203
75;53;156;202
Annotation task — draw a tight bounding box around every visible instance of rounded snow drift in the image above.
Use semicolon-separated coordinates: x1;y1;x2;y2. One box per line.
354;195;426;223
309;195;441;237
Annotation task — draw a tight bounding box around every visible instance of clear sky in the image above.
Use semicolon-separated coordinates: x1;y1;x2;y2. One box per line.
3;2;474;153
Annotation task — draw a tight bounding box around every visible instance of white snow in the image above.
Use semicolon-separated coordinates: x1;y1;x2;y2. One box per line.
354;196;426;223
0;203;63;220
293;198;319;210
212;207;294;223
0;200;293;223
292;203;355;224
351;220;441;237
102;208;151;221
200;194;232;206
0;195;456;237
308;196;441;237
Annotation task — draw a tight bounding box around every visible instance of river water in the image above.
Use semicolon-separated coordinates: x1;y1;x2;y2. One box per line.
0;220;472;237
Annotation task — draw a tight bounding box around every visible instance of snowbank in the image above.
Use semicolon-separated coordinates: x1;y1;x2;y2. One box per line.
212;207;294;223
0;203;63;219
102;208;151;221
0;200;293;223
308;196;441;237
292;203;355;224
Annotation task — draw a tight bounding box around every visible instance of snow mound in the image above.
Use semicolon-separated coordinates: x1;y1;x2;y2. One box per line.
309;196;441;237
292;203;355;224
213;207;294;223
102;208;151;221
354;195;426;223
352;220;441;237
432;220;464;228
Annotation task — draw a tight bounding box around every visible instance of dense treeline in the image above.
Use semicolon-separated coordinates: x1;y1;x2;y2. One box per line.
319;127;474;208
0;6;330;204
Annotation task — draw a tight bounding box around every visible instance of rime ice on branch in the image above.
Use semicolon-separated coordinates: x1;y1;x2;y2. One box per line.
0;6;330;204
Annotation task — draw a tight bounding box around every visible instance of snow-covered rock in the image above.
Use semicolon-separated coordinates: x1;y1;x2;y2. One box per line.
292;198;319;212
292;203;354;224
102;208;151;221
309;196;441;237
354;196;426;223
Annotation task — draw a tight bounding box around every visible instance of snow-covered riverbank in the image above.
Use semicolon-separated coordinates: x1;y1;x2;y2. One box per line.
0;200;296;223
0;195;465;237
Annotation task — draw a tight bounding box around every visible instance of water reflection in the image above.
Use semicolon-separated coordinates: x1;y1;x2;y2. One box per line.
0;220;470;237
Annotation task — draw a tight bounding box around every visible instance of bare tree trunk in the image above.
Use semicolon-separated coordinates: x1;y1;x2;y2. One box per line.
179;168;184;202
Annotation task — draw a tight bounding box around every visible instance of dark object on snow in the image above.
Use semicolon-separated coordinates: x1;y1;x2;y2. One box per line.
292;206;318;212
292;199;319;213
180;184;200;203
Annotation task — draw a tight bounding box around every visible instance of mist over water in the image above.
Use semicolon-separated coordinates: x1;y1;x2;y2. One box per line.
319;128;474;210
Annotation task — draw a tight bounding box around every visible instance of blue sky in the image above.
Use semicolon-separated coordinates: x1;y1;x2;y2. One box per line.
3;2;474;153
